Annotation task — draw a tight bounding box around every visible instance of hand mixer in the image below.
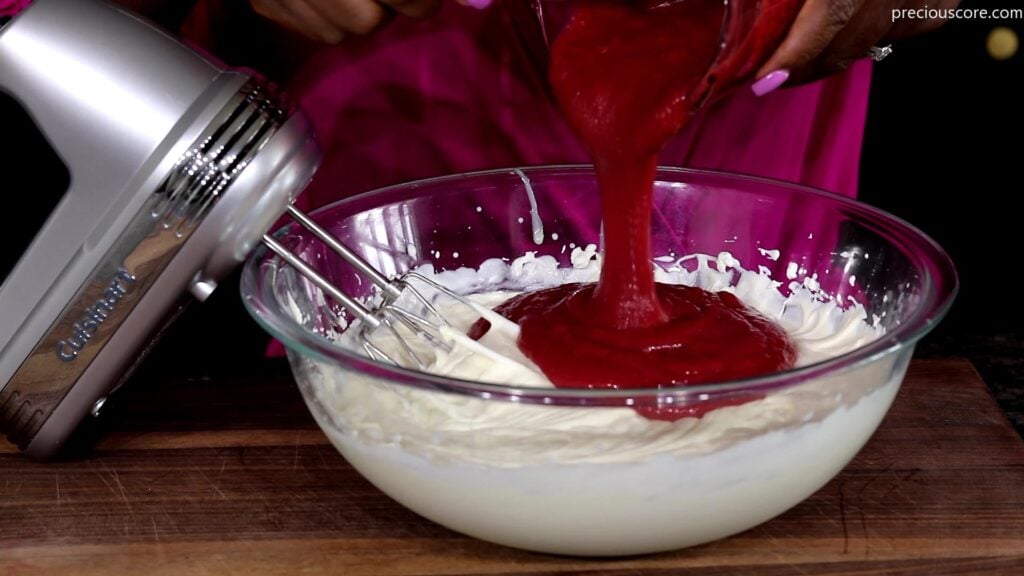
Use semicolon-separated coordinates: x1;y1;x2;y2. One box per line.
0;0;497;457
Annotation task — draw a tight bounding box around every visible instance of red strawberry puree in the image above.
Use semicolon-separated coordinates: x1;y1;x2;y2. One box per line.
478;1;796;419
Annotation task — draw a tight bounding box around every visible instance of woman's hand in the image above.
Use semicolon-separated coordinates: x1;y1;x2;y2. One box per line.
249;0;488;44
753;0;962;94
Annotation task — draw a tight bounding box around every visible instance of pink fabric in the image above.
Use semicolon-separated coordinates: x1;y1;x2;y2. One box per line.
0;0;31;17
289;3;871;209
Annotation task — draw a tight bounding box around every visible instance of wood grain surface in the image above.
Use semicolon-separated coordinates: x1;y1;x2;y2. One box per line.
1;358;1022;575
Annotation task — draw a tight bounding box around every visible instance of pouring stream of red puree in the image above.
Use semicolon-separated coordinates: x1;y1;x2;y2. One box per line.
474;0;796;420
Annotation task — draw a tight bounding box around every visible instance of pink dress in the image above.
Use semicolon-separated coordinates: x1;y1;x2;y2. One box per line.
285;3;871;209
0;0;29;17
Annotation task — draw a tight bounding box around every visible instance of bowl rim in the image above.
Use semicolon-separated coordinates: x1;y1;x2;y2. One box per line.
240;165;959;404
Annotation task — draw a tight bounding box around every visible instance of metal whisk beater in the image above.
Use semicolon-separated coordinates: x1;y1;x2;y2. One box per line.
260;205;503;369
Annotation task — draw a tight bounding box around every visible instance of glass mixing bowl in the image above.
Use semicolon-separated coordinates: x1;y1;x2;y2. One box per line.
241;166;956;556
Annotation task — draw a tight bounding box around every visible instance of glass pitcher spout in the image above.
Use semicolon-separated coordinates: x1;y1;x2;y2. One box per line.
503;0;801;111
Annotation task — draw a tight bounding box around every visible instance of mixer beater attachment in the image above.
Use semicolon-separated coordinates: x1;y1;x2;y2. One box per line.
261;206;512;368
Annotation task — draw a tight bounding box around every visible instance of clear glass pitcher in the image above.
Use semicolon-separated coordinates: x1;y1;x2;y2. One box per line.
502;0;802;110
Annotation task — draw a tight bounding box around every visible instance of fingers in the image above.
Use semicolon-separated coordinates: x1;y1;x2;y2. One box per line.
307;0;389;36
378;0;442;19
806;2;893;81
249;0;449;45
756;0;865;84
251;0;346;43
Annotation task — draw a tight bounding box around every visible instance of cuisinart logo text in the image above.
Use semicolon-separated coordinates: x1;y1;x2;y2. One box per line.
55;268;137;362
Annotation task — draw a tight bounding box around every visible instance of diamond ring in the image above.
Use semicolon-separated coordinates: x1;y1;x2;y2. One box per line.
869;44;893;62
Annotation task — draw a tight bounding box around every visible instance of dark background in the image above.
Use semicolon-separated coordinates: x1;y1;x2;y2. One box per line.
861;1;1020;338
857;1;1023;428
2;1;1021;435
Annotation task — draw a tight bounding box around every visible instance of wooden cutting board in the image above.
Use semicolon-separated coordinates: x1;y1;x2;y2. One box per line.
1;358;1022;575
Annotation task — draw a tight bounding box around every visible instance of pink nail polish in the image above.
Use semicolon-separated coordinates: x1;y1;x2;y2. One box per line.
751;70;789;97
466;0;492;8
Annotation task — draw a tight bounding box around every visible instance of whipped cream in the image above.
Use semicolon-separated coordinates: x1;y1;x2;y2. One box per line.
293;249;903;555
321;249;880;466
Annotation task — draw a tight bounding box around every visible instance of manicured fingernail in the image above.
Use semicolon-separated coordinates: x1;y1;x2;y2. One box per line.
751;70;789;96
465;0;492;8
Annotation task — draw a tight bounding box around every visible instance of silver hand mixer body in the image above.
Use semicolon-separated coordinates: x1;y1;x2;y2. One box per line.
0;0;320;457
